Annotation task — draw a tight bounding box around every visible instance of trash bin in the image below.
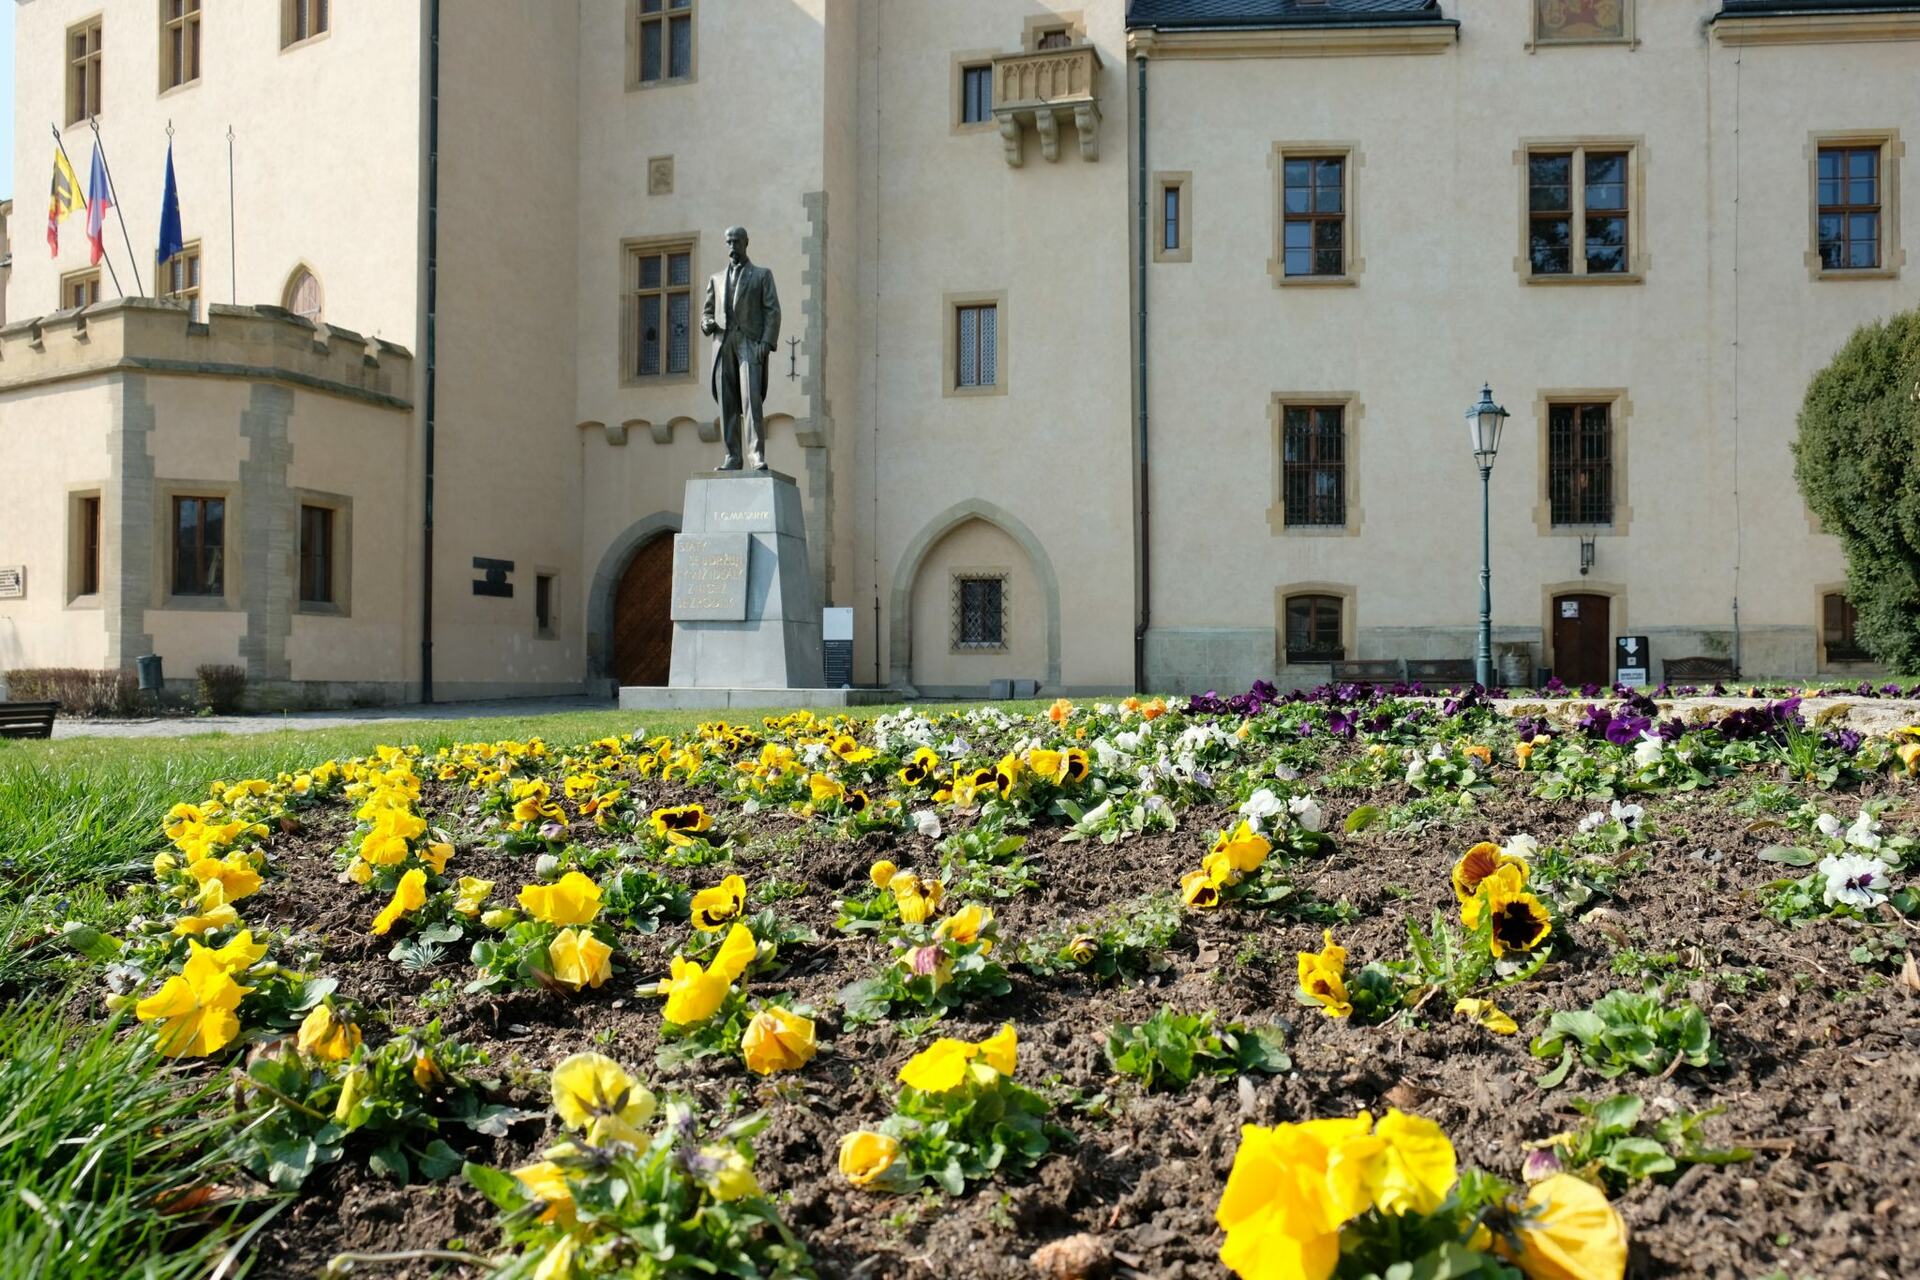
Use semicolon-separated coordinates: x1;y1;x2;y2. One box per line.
136;654;165;692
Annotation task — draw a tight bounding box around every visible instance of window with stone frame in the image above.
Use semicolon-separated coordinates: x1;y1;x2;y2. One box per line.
282;0;328;48
172;495;225;596
160;241;202;321
1528;147;1631;277
299;504;334;604
1281;405;1346;528
1547;402;1614;526
1818;145;1883;271
635;0;694;85
61;268;102;311
67;18;103;124
956;303;998;388
952;573;1009;652
1285;594;1345;663
1282;154;1346;277
78;494;102;597
1823;593;1869;662
162;0;202;90
960;63;993;125
624;242;694;380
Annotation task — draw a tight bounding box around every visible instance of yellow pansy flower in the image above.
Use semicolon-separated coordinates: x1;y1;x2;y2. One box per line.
1216;1116;1372;1280
296;1003;362;1062
548;927;613;991
741;1006;817;1075
648;803;712;839
513;1159;577;1225
186;851;263;902
205;928;267;973
420;840;455;875
690;874;747;931
869;859;898;888
1028;748;1067;784
935;903;993;950
172;880;240;936
837;1130;901;1188
1462;864;1553;958
1494;1173;1629;1280
1452;841;1530;904
517;871;603;926
551;1051;655;1145
697;1144;761;1201
371;868;428;936
807;773;845;804
1324;1108;1457;1218
1454;997;1519;1036
1297;930;1352;1019
452;876;494;916
134;941;253;1057
1180;869;1221;910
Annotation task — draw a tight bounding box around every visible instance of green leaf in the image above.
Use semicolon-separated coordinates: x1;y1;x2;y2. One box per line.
60;922;122;961
368;1141;410;1183
1758;845;1816;866
1537;1048;1575;1089
1601;1137;1677;1181
1589;1094;1643;1137
463;1161;526;1211
418;1139;464;1180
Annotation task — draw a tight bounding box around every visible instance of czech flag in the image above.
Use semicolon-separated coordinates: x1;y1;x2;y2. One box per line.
46;148;85;256
86;145;112;266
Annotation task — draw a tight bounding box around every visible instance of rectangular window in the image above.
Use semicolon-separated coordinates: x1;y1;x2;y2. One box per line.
956;303;998;388
1823;593;1868;661
67;19;103;124
1281;406;1347;528
536;574;555;636
637;0;694;84
1285;595;1345;663
160;241;202;321
298;504;334;604
1163;185;1181;253
1036;27;1073;50
61;269;102;310
163;0;201;89
1282;155;1345;277
955;576;1006;649
961;64;993;125
1818;146;1881;270
1529;146;1631;277
1547;403;1614;526
625;243;694;379
80;495;102;596
172;495;225;596
284;0;329;47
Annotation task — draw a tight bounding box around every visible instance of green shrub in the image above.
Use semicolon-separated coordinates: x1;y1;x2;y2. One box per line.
1791;308;1920;670
195;663;248;713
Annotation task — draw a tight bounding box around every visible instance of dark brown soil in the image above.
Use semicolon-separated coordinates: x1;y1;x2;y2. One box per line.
222;752;1920;1280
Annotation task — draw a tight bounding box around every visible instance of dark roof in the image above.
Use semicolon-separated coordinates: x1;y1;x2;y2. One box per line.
1716;0;1920;11
1126;0;1446;29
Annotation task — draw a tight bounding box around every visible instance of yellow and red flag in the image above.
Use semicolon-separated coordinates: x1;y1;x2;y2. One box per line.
47;148;85;257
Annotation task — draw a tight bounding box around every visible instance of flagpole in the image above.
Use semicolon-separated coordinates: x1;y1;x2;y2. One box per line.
226;126;238;304
51;122;122;295
87;116;146;296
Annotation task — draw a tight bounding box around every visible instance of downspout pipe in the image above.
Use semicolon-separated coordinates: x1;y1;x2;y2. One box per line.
420;0;441;704
1133;50;1151;694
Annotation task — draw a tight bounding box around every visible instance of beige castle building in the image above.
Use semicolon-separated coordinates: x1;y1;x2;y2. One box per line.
2;0;1916;705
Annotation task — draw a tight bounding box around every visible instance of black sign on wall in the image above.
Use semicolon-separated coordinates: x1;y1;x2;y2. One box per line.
473;557;514;598
1615;634;1650;686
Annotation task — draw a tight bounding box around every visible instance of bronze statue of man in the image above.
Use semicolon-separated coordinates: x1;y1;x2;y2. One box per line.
701;226;782;471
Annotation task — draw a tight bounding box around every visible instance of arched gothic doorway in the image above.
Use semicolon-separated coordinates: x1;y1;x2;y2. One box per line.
612;533;676;686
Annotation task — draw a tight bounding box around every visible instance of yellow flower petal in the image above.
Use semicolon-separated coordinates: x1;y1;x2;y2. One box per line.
1454;997;1520;1036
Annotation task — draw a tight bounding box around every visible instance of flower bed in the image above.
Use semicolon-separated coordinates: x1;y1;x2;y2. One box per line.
66;690;1920;1278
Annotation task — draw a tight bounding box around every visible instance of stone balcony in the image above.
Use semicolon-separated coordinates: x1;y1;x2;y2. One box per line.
990;44;1102;168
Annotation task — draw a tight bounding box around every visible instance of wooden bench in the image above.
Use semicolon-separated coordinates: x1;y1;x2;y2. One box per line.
0;701;59;740
1329;659;1405;687
1662;657;1736;682
1406;659;1477;686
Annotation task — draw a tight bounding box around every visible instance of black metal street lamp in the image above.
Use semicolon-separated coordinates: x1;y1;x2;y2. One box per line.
1467;385;1509;689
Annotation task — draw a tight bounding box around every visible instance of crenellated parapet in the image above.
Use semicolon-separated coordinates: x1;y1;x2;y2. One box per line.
0;297;414;410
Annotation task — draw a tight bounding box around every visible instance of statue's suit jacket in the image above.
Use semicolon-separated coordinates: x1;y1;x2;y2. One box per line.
703;261;782;401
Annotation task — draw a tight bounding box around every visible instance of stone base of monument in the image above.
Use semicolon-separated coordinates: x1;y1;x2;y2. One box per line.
616;684;898;710
624;468;878;712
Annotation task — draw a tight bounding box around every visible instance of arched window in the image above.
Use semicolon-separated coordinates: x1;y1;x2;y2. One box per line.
283;267;323;325
1285;594;1345;663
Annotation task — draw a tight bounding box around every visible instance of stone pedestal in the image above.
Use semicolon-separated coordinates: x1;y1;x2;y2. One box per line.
665;470;824;690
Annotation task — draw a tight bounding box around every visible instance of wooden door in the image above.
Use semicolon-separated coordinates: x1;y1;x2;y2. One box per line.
613;534;676;687
1551;593;1611;687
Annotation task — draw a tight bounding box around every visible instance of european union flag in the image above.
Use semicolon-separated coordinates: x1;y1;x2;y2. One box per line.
157;142;184;268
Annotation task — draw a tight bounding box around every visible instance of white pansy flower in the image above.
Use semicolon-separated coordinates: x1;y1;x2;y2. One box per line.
913;810;942;840
1274;763;1300;781
1846;812;1884;851
943;735;971;758
1503;832;1540;860
800;742;829;765
1093;739;1122;769
1114;731;1143;753
1288;795;1325;833
1578;811;1606;834
1609;801;1645;829
1819;852;1891;909
1816;813;1844;841
1078;799;1113;828
1093;702;1115;715
1632;735;1664;768
1241;789;1285;821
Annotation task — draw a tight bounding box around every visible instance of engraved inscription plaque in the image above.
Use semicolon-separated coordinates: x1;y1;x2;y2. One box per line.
670;534;751;622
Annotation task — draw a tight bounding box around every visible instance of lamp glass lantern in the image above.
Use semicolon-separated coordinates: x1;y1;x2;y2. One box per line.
1467;384;1509;469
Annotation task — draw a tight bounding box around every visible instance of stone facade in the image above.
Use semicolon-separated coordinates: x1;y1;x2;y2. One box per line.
2;1;1916;704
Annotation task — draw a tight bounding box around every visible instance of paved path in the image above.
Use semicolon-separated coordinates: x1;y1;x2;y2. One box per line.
48;695;620;739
